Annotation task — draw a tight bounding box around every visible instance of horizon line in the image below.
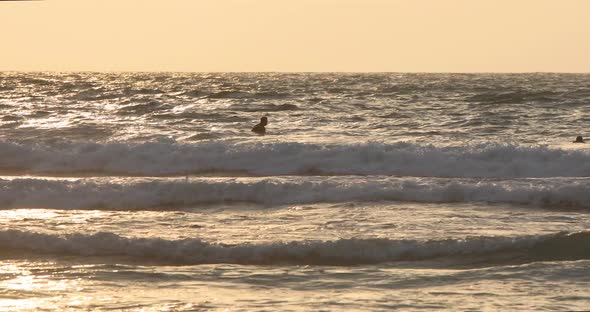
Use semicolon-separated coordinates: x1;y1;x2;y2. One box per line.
1;70;589;75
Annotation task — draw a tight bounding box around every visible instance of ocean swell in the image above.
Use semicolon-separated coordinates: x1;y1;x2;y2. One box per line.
1;230;588;265
1;177;590;210
0;141;589;178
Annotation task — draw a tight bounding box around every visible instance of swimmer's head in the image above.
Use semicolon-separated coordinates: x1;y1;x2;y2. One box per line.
574;136;585;143
260;117;268;126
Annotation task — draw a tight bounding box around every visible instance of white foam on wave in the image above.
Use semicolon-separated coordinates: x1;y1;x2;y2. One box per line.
1;177;590;210
1;141;590;178
1;230;587;265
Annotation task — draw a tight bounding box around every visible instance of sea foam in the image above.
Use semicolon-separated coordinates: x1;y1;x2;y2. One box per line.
1;177;590;210
0;141;589;178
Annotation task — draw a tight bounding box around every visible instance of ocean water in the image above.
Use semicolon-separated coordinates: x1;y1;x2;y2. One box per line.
0;72;590;311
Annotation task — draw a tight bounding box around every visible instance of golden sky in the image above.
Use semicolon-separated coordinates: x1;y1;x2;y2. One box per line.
1;0;589;72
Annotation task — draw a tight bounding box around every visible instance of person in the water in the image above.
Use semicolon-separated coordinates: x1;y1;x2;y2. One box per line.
573;136;585;143
251;116;267;135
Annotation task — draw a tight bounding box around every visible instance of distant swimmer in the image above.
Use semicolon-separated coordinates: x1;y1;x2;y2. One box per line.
251;116;268;135
573;136;585;143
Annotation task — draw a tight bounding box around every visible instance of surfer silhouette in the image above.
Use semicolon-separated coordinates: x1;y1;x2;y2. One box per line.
251;117;267;135
573;136;585;143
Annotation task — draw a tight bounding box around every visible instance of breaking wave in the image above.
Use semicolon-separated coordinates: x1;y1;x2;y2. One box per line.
2;177;590;210
1;141;589;178
1;230;588;265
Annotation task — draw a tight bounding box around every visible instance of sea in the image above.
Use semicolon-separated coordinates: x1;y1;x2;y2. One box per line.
0;72;589;311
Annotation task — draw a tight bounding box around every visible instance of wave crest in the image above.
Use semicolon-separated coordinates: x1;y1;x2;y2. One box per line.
1;230;588;265
1;141;589;178
1;177;590;210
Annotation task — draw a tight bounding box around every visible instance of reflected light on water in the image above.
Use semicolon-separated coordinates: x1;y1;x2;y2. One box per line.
0;262;88;311
0;209;59;221
0;300;38;312
18;117;72;130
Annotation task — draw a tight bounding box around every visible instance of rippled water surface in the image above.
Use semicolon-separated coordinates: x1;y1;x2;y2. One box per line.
2;72;590;144
1;73;590;311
